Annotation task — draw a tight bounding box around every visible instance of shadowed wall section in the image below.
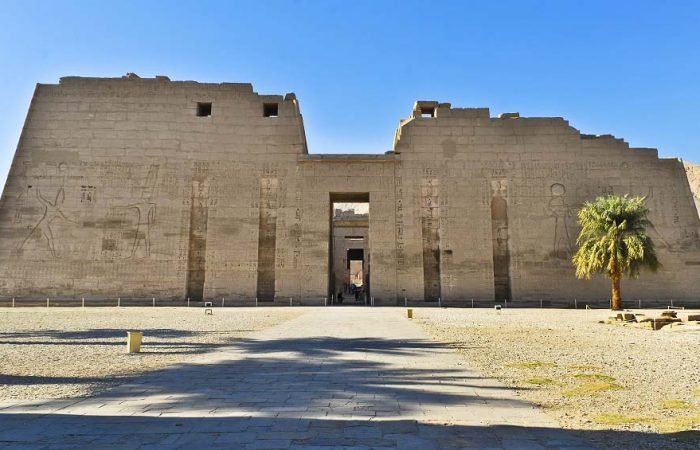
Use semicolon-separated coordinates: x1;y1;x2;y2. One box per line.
491;181;511;301
421;178;441;301
185;179;210;302
256;178;278;301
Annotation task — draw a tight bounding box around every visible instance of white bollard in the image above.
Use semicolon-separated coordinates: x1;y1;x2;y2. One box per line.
12;297;15;308
222;297;225;307
638;299;641;309
438;297;442;308
255;297;258;307
290;297;293;307
82;297;85;308
47;297;49;308
471;298;474;308
324;297;327;306
574;298;577;309
118;297;121;308
152;297;155;307
187;297;190;307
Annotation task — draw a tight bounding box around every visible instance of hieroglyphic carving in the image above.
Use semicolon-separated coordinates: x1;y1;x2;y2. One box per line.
395;176;406;269
80;185;96;204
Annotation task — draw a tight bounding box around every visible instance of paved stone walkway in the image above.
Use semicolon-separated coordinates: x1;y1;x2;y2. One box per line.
0;308;594;449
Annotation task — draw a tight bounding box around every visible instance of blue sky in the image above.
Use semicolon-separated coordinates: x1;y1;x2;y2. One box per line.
1;1;699;186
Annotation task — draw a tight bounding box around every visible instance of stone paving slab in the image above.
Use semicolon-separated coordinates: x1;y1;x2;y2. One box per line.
0;308;597;449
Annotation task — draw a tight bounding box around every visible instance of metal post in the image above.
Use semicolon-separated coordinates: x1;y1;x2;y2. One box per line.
82;297;84;308
671;299;674;308
504;299;507;308
471;298;474;308
438;297;442;308
152;297;155;307
187;297;190;307
638;299;641;309
404;297;407;307
255;297;258;307
324;297;327;307
47;297;49;308
118;297;121;308
540;298;543;309
289;297;292;307
12;297;15;308
222;297;225;307
574;298;577;309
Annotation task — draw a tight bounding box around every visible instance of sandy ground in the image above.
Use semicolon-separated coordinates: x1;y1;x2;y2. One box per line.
0;307;303;400
415;308;700;438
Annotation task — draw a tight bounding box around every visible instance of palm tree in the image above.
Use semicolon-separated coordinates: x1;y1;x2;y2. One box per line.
572;195;660;311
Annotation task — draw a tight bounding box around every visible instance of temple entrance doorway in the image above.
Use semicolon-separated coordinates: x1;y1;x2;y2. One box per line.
329;194;370;305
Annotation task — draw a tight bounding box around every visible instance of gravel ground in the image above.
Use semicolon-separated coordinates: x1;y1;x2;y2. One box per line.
0;307;303;400
416;308;700;444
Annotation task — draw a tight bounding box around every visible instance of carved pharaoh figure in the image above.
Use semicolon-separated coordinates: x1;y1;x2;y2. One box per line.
547;183;573;257
18;187;71;258
119;165;158;259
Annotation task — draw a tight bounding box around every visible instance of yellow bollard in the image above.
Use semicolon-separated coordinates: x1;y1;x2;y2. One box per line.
126;331;143;353
407;308;413;319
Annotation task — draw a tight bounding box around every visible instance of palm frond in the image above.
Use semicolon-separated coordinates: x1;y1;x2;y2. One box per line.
571;195;660;281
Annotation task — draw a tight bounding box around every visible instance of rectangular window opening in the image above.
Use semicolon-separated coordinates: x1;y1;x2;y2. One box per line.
196;102;212;117
263;103;279;117
420;107;435;118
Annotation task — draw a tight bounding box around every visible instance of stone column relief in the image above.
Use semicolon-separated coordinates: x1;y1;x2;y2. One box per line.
421;178;441;302
256;178;278;301
491;180;512;301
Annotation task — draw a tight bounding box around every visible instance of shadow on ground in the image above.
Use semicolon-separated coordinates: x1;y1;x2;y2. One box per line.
2;336;697;448
0;414;697;449
0;328;249;341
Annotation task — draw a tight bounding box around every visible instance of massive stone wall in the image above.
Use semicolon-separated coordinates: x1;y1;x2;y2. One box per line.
392;103;700;300
0;75;698;302
0;76;306;299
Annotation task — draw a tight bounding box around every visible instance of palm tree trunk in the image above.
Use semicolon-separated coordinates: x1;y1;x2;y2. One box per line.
611;275;622;311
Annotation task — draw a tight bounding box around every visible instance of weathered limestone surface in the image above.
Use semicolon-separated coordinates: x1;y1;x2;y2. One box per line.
684;161;700;216
0;75;698;302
